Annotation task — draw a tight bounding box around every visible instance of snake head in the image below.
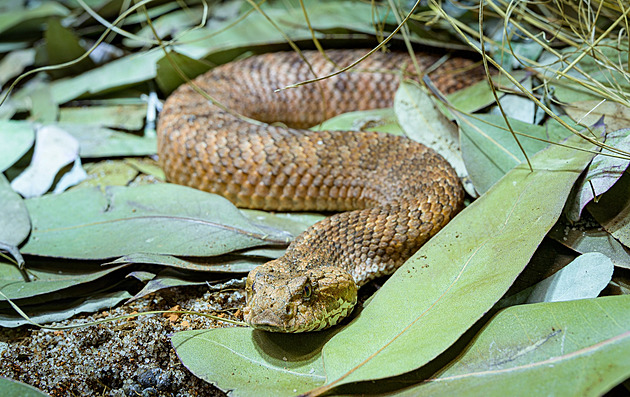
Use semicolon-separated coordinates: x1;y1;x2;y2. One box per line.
242;260;358;333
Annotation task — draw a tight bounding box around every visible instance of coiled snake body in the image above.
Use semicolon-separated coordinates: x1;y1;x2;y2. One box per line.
157;50;471;332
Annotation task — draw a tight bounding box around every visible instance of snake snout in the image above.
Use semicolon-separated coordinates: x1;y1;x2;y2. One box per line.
246;309;285;331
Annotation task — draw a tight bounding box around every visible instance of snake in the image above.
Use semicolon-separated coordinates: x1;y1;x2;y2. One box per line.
157;49;476;332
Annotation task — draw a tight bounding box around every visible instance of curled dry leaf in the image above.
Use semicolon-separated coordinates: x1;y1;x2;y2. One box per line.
10;125;82;198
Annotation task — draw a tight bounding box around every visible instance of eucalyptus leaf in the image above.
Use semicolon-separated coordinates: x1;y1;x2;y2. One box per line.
588;171;630;248
60;124;157;157
394;80;466;185
0;290;132;327
172;327;328;396
45;18;95;77
0;120;34;172
565;101;630;132
0;376;50;397
0;260;128;302
21;184;291;259
527;252;614;303
549;218;630;269
313;108;403;136
58;104;147;130
459;113;574;194
567;127;630;222
0;48;35;89
0;174;30;249
0;2;69;36
110;252;262;273
395;296;630;397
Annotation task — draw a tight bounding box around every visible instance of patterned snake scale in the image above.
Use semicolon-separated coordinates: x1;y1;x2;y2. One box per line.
157;49;481;332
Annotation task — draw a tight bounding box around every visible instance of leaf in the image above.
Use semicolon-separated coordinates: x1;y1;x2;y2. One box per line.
155;51;214;94
60;124;157;158
0;2;69;36
10;125;81;198
526;252;614;303
316;133;596;388
123;158;165;181
0;260;128;302
110;253;262;273
0;120;34;172
565;100;630;132
0;48;35;89
48;50;164;104
548;218;630;269
394;81;469;195
0;174;30;248
122;6;205;48
0;290;132;327
588;171;630;248
58;104;147;130
28;83;58;123
394;296;630;396
44;18;95;77
173;1;393;60
0;376;50;397
21;184;291;259
567;127;630;221
171;327;328;396
314;108;403;136
459;113;574;194
537;45;630;104
490;76;536;123
241;209;324;239
77;160;139;188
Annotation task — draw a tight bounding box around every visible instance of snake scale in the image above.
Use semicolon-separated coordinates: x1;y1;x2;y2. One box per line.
157;49;478;332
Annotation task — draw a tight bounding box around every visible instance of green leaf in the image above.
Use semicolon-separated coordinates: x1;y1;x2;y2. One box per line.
241;209;324;239
58;104;147;130
0;2;69;36
78;160;139;188
0;48;35;89
60;124;157;158
394;80;470;194
0;260;128;302
110;253;262;273
171;327;328;396
459;113;574;193
173;2;392;60
0;290;132;327
0;174;30;248
395;296;630;396
48;50;163;104
21;184;291;259
0;376;50;397
567;127;630;222
317;133;595;387
548;218;630;269
44;18;95;77
313;108;403;135
526;252;614;303
155;51;214;94
0;120;34;172
588;171;630;248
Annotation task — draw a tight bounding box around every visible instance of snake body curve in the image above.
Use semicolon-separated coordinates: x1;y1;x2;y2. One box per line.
157;49;470;332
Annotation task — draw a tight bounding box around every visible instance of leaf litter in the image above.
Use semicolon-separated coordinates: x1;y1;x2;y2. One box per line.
0;0;629;396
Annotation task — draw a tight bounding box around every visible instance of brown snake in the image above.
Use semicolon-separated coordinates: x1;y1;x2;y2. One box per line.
157;49;477;332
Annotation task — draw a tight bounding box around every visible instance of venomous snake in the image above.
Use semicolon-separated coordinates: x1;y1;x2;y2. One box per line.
157;49;480;332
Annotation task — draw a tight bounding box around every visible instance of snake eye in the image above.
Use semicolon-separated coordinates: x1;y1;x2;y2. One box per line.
302;284;312;301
